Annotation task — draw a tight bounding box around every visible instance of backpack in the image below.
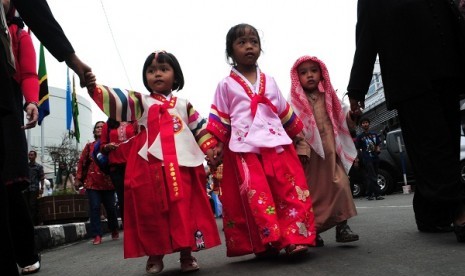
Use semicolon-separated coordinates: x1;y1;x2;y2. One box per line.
92;138;110;174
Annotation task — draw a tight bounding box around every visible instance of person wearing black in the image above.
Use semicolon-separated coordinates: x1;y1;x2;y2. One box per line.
0;0;92;274
347;0;465;241
355;118;383;201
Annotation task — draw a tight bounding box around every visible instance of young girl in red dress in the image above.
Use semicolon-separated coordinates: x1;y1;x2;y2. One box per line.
207;23;316;258
86;51;221;274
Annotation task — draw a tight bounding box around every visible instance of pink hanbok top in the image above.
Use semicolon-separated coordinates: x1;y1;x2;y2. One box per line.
208;67;302;154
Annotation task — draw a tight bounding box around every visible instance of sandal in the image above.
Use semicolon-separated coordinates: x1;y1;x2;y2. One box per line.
146;255;164;274
255;245;280;259
285;244;308;256
21;261;40;275
180;255;200;273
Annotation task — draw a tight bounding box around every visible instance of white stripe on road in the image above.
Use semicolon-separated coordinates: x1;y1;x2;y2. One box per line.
357;205;412;209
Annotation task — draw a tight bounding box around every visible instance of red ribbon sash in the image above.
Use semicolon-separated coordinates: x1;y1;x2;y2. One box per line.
147;95;183;203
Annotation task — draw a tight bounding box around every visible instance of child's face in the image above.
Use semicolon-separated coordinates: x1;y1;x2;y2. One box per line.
297;60;322;93
145;59;175;96
232;27;261;67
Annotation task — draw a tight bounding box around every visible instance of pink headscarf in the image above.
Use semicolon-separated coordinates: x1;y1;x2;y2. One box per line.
288;55;357;173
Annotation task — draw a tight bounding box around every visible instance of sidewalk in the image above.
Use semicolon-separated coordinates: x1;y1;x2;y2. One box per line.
34;218;123;251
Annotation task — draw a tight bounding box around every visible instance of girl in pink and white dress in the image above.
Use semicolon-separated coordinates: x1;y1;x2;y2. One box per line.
207;23;316;258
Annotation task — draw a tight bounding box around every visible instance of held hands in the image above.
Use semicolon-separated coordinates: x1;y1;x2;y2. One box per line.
85;71;97;94
349;98;364;123
206;142;224;170
65;53;92;88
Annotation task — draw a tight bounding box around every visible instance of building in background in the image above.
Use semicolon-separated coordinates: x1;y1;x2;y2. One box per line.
26;87;94;178
360;59;401;135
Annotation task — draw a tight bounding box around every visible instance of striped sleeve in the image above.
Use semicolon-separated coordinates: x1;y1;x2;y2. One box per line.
187;102;217;152
89;84;144;122
280;103;303;138
207;104;231;143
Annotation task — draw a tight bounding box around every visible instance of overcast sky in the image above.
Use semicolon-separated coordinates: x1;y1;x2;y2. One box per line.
31;0;358;122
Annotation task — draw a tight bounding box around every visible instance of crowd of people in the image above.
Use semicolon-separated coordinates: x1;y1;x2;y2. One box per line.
1;0;464;275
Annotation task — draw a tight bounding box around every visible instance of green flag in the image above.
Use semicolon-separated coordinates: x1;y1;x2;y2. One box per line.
72;75;80;143
38;44;50;125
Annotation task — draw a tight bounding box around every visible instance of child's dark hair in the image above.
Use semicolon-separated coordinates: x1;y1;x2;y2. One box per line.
359;117;370;125
142;51;184;92
225;23;261;65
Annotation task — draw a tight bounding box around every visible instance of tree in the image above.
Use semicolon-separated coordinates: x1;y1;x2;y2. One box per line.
46;133;80;194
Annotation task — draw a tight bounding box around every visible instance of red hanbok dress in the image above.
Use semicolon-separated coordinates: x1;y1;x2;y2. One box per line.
90;86;221;258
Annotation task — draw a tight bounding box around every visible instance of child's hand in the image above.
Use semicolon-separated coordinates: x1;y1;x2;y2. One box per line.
205;149;218;170
213;142;224;163
85;72;97;93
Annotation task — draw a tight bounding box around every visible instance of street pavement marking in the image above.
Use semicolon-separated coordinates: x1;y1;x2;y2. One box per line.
356;205;412;209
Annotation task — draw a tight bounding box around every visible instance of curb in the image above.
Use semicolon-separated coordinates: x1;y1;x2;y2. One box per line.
34;219;122;251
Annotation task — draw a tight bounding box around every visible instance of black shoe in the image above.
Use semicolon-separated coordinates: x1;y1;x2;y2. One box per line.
375;196;384;200
367;196;374;200
454;223;465;242
336;224;359;243
416;220;454;233
315;234;324;247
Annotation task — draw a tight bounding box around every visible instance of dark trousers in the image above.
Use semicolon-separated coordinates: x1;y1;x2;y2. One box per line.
109;164;125;223
362;160;382;197
23;190;40;226
8;186;39;267
86;189;119;237
396;81;464;227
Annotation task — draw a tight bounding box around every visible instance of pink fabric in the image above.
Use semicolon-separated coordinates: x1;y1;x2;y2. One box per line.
289;56;357;173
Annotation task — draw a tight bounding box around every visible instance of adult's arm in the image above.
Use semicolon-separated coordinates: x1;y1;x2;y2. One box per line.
13;0;91;87
346;0;378;103
12;0;73;62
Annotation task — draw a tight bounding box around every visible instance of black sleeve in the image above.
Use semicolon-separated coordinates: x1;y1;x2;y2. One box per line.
347;0;378;101
13;0;74;62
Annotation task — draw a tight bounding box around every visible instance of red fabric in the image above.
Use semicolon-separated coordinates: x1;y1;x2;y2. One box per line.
8;24;38;103
100;122;138;165
220;145;316;257
76;142;114;190
123;128;221;258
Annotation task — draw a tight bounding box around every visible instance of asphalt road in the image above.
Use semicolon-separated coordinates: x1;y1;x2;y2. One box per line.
35;192;465;276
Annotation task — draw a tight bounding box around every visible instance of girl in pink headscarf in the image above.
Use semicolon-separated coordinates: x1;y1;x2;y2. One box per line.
289;55;359;246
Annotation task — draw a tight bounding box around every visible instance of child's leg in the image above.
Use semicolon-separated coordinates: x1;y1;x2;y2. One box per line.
146;255;164;274
179;249;199;272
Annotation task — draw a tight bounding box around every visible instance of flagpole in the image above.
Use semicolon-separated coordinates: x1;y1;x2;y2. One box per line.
40;120;45;163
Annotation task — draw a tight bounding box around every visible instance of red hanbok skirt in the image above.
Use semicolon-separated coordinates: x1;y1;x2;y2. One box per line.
123;129;221;258
220;144;316;257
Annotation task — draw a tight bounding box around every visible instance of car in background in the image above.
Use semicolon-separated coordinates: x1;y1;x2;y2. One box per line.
351;129;415;197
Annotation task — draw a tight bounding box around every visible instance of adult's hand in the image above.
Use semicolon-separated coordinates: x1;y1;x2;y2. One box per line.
65;53;92;88
22;103;38;129
349;98;365;120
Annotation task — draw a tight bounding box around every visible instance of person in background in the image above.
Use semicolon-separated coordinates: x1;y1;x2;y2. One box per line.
0;0;92;273
354;118;383;201
99;117;138;224
55;161;74;191
42;178;53;197
75;121;119;245
289;55;359;247
207;23;316;258
26;150;44;225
